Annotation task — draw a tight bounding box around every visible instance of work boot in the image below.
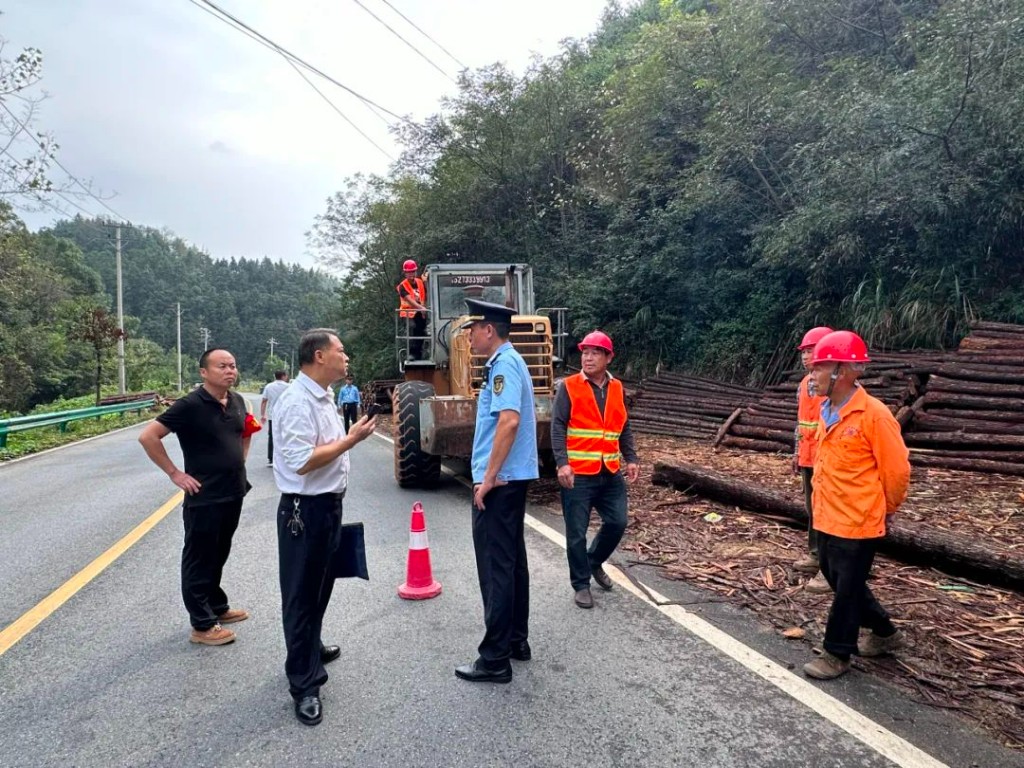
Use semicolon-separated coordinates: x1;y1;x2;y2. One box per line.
591;565;613;591
189;624;236;646
574;588;594;609
805;573;832;594
793;554;820;574
803;652;850;680
858;630;905;658
217;608;249;624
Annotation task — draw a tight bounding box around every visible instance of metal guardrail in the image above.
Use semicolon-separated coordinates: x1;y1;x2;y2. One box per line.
0;399;156;448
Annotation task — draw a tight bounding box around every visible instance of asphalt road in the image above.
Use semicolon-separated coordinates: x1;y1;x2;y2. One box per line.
0;412;1020;768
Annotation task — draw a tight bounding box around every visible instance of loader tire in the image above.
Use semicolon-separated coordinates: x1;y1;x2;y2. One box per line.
393;381;441;489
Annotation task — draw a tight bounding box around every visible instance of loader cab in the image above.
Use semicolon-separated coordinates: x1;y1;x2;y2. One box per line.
396;263;537;375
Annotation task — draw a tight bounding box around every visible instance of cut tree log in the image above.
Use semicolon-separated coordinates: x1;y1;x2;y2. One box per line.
904;432;1024;449
910;455;1024;477
720;436;790;453
924;392;1024;411
651;461;1024;590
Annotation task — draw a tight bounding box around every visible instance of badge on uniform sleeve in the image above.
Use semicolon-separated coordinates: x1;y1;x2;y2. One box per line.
493;375;504;394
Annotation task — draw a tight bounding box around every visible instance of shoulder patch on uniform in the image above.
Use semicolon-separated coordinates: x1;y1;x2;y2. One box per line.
493;374;504;394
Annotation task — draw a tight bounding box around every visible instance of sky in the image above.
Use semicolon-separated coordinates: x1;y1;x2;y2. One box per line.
1;0;615;268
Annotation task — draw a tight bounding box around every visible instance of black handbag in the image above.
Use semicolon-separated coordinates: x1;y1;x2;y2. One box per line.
331;522;369;580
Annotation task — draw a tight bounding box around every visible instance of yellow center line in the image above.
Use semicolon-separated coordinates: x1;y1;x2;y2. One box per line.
0;490;184;657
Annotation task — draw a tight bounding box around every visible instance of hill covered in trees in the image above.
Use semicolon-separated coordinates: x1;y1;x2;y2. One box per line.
312;0;1024;383
0;207;338;412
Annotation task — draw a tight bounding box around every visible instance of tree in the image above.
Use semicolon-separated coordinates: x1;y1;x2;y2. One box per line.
71;305;124;405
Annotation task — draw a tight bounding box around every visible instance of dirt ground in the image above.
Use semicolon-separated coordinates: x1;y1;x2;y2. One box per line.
379;413;1024;748
526;435;1024;750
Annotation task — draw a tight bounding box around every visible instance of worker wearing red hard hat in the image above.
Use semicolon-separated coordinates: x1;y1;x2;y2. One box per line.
793;326;833;595
396;259;428;360
802;330;911;681
550;330;639;609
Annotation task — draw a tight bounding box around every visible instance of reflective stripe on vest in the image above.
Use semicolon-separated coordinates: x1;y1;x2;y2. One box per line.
564;372;628;475
397;277;425;318
796;373;824;468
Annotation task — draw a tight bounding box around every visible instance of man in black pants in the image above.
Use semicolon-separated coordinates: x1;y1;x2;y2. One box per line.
272;329;377;725
455;299;538;684
139;348;251;646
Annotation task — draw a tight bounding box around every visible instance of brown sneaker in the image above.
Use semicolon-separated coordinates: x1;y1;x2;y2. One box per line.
803;652;850;680
805;573;832;594
217;608;249;624
189;624;236;646
858;629;905;658
793;554;820;574
574;588;594;609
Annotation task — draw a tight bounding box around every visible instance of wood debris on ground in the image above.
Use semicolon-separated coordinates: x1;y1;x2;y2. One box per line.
528;434;1024;749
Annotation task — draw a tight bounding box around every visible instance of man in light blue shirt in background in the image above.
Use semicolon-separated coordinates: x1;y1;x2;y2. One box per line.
455;298;538;685
336;374;361;433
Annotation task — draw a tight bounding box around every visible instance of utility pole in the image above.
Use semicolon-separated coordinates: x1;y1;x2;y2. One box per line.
200;326;211;350
268;337;278;357
175;302;183;391
115;225;126;394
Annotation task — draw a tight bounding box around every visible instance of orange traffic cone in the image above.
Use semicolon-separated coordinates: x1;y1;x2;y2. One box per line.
398;502;442;600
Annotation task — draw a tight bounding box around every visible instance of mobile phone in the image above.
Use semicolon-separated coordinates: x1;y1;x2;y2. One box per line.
365;403;382;418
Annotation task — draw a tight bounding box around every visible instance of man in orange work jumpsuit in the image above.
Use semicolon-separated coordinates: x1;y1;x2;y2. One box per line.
803;330;910;680
793;326;832;595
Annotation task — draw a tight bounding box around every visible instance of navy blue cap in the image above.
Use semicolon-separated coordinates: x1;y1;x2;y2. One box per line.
460;298;516;329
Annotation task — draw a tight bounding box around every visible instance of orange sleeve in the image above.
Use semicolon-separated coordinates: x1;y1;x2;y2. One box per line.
870;407;910;513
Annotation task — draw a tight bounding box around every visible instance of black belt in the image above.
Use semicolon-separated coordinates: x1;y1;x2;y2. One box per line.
281;491;346;500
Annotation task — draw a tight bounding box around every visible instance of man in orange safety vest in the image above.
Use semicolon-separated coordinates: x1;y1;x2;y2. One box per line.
551;330;640;610
793;326;833;595
396;259;428;360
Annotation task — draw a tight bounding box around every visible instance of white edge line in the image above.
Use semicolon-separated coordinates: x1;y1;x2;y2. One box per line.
372;431;947;768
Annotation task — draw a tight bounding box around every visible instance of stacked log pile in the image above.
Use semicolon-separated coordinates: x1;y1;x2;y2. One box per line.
363;379;403;414
716;351;943;454
906;321;1024;476
629;372;762;440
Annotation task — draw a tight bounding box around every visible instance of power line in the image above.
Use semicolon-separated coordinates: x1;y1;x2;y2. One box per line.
374;0;468;71
281;56;394;160
0;146;103;219
192;0;411;123
0;100;129;222
350;0;457;84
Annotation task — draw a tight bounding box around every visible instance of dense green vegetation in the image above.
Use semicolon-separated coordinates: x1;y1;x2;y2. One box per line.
312;0;1024;384
0;207;338;413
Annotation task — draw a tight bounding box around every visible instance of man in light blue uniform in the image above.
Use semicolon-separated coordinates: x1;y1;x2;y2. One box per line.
455;298;538;684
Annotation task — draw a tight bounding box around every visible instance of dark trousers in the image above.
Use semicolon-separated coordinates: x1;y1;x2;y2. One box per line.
561;471;628;591
472;481;530;668
800;467;819;557
277;492;343;700
407;314;427;359
267;419;275;463
181;498;243;630
818;533;896;659
342;403;359;433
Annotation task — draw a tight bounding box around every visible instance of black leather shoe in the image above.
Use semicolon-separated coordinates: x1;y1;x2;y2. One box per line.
295;695;322;726
320;645;341;664
454;661;512;684
592;565;613;591
511;641;531;661
575;588;594;609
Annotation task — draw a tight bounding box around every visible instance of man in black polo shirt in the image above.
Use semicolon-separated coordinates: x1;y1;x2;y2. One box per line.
139;348;252;646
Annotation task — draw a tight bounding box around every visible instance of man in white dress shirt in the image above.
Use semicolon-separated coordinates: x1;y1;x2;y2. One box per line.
272;328;377;726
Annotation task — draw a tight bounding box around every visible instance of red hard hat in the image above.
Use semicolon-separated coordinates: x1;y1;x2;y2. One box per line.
811;330;871;365
798;326;834;351
578;330;613;354
402;259;417;271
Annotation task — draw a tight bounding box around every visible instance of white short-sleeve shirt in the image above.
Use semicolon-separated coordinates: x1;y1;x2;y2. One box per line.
272;372;349;495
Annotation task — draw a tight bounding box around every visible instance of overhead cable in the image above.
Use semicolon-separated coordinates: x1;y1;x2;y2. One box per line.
350;0;457;84
374;0;467;70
